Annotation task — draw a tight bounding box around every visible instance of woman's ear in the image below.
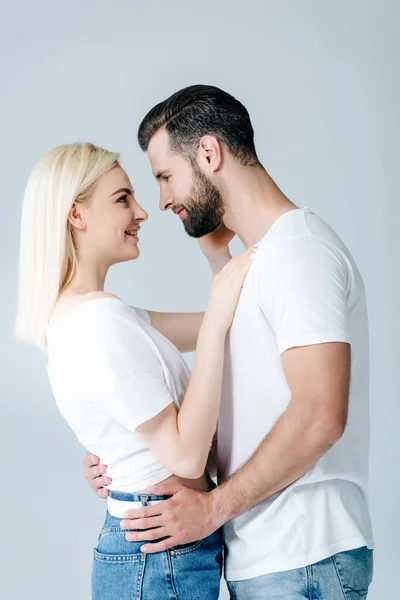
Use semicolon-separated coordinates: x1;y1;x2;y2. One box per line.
68;202;86;231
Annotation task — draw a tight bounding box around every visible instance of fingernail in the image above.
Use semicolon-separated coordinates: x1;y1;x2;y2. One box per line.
120;521;127;529
141;546;147;553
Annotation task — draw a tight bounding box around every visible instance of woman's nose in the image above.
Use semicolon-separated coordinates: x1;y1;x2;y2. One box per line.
134;203;148;222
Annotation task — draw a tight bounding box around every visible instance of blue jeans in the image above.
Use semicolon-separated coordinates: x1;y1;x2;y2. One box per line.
227;546;373;599
91;491;223;600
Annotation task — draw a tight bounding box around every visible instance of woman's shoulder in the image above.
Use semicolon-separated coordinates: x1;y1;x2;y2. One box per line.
47;293;161;380
49;291;121;323
47;293;151;356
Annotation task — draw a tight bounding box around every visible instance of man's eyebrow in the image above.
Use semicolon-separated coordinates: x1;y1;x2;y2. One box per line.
110;188;134;197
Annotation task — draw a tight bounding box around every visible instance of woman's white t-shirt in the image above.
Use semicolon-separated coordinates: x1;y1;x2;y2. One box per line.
46;298;191;492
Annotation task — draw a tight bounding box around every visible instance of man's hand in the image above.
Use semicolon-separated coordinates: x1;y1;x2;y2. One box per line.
83;452;112;499
120;482;225;553
198;223;235;275
198;223;235;257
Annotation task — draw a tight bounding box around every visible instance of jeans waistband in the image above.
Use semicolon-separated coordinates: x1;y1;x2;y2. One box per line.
108;490;170;502
107;490;170;518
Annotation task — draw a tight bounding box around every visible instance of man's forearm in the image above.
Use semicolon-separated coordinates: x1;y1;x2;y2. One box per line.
210;401;342;525
206;250;232;276
147;311;204;353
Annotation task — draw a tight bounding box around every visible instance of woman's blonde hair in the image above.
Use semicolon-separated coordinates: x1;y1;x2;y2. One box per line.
15;142;120;352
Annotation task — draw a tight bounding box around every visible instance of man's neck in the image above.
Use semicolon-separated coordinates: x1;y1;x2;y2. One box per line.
221;166;298;247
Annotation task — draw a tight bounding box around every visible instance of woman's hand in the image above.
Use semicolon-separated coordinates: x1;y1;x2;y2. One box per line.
204;246;255;334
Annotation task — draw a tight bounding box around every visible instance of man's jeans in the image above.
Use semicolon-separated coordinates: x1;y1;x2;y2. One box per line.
227;546;373;599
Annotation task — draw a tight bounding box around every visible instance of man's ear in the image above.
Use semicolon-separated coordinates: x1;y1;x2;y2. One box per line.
198;135;223;172
68;202;86;231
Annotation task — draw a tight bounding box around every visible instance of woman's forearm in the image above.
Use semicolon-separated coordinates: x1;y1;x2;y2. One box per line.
138;249;252;479
176;313;226;476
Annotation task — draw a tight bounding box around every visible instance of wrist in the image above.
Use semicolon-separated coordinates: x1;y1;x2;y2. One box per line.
206;250;232;275
201;308;229;337
208;484;236;528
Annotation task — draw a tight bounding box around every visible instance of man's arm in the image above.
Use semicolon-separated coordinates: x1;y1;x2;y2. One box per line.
120;341;350;552
145;226;234;353
145;311;204;353
83;452;111;498
83;426;218;499
210;340;350;521
143;235;232;353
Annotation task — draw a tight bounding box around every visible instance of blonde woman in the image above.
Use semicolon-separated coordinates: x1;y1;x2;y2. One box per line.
15;143;254;600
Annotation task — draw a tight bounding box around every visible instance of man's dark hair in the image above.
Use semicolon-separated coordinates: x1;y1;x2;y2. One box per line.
138;84;260;167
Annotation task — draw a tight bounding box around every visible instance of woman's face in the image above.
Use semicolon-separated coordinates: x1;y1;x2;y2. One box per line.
73;166;148;266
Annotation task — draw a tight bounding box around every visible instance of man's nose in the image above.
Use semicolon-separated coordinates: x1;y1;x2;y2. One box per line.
159;191;174;212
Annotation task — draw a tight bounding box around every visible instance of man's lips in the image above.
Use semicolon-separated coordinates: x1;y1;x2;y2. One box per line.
176;208;186;219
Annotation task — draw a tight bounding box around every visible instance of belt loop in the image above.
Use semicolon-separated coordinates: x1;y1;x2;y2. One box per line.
140;494;149;507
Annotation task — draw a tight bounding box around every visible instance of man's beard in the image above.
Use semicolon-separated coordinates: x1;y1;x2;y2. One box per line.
181;164;225;238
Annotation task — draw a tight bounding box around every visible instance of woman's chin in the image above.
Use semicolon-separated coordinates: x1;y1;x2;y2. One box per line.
112;248;140;265
128;246;140;261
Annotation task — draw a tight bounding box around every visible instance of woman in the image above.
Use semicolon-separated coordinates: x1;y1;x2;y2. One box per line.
15;142;254;600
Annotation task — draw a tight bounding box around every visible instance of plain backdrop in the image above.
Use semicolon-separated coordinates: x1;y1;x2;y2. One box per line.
1;1;398;598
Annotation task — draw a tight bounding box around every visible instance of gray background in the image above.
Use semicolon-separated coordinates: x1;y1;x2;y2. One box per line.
1;1;398;598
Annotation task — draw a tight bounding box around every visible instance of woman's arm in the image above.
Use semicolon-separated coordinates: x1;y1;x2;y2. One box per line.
145;225;234;352
137;316;225;479
137;248;254;479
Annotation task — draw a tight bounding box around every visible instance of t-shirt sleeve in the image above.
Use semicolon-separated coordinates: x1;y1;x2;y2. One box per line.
130;306;151;325
76;311;174;431
98;371;173;431
253;236;351;354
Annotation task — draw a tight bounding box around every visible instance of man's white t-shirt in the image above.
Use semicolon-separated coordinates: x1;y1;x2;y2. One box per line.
218;208;374;581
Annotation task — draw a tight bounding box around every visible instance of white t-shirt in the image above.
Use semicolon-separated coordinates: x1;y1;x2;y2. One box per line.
46;299;191;492
218;208;374;581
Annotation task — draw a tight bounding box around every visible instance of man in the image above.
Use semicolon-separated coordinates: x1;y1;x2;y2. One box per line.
85;85;374;598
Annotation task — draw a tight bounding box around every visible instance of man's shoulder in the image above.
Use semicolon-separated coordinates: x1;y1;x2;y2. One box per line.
252;231;352;295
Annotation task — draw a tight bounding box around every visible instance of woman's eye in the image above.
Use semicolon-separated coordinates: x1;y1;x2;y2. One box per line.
116;195;128;204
